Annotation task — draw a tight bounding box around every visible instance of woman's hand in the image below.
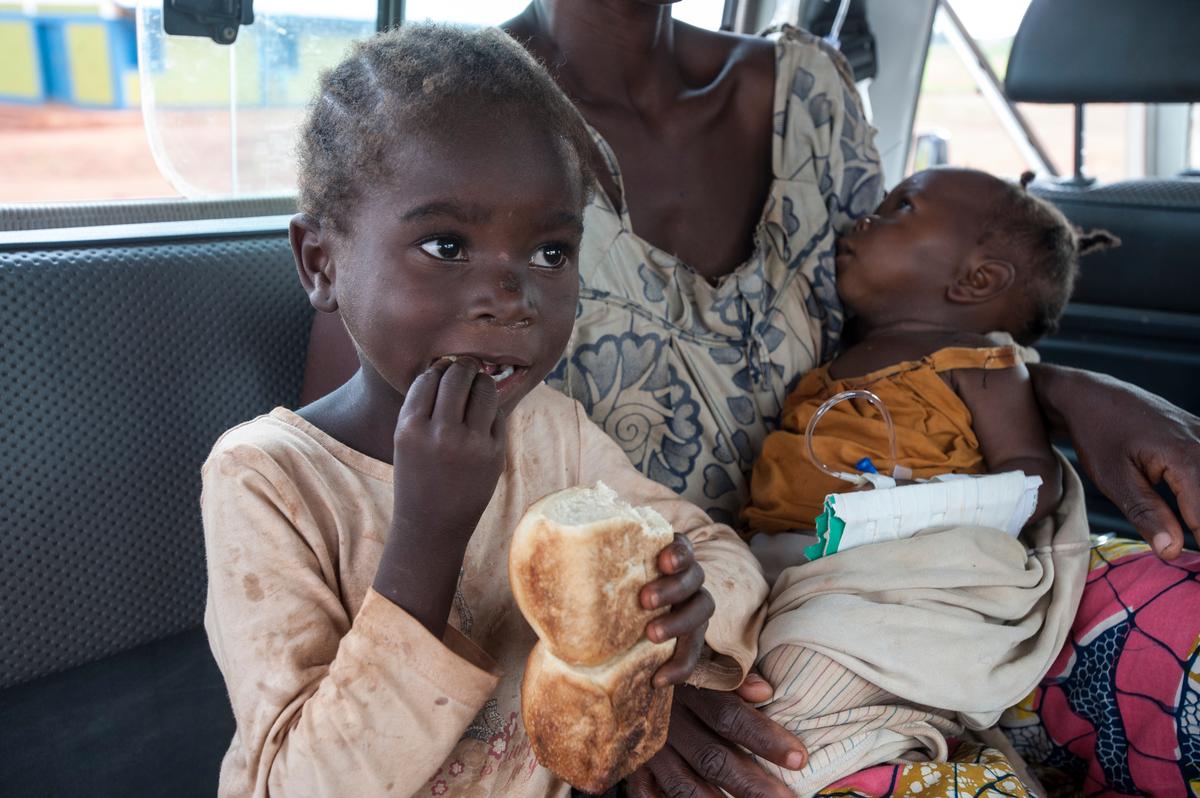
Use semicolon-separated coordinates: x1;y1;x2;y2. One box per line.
373;357;507;636
625;682;807;798
1031;364;1200;559
640;535;715;687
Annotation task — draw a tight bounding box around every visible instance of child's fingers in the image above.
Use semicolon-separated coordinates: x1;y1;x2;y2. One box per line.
431;357;481;422
401;359;452;420
491;405;508;441
652;623;706;687
463;371;499;432
646;588;713;645
655;533;694;575
640;560;704;610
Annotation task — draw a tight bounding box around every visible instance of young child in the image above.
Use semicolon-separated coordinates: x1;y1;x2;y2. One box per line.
201;25;771;797
740;168;1114;795
747;168;1116;536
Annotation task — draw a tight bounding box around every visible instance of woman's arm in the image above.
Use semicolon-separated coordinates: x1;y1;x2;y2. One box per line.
1028;361;1200;558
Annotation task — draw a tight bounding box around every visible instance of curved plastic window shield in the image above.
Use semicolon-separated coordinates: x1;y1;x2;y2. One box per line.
804;389;903;486
137;0;375;198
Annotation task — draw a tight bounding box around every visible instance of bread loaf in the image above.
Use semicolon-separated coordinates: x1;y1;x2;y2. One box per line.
510;483;677;793
522;638;674;794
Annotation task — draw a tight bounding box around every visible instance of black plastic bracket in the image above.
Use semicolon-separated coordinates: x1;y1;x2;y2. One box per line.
163;0;254;45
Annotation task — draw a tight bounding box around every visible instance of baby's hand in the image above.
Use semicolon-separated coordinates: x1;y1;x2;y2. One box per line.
639;535;714;688
391;357;507;550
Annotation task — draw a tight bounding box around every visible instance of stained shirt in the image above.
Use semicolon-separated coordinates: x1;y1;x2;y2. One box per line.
202;385;767;797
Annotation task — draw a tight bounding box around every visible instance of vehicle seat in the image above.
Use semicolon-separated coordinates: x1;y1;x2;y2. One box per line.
1004;0;1200;535
0;218;310;796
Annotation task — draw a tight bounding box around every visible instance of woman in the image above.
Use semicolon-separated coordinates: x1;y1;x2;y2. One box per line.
302;2;1200;794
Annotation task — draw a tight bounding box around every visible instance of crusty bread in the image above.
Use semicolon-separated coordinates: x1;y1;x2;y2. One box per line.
521;638;675;795
509;482;675;666
510;483;678;793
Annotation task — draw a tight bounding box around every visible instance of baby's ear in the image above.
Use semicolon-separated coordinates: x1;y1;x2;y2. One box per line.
947;257;1015;304
289;213;339;313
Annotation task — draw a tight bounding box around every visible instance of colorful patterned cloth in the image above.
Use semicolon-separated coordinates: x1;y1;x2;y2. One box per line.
814;742;1031;798
1001;538;1200;797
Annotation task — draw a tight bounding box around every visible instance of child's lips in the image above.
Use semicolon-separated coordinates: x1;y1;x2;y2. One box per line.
435;355;532;389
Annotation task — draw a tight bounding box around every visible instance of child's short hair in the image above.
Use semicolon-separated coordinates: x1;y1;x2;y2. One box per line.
981;171;1119;345
297;24;595;234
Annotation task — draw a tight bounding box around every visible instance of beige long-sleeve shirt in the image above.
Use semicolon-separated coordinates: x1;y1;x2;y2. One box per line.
202;385;768;798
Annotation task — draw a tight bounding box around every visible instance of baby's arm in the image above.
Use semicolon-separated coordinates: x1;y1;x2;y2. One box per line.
202;441;498;797
952;359;1063;524
575;403;769;691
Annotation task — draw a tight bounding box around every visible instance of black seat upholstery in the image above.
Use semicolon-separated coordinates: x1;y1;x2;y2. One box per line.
1003;0;1200;537
0;221;309;796
1005;0;1200;104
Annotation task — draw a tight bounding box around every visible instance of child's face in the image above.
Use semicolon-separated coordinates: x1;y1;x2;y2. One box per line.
835;169;1000;323
326;115;585;412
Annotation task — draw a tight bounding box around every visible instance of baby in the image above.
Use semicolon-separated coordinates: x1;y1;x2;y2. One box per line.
741;168;1114;796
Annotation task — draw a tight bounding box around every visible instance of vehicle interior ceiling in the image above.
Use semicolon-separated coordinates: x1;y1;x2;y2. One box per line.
0;1;1196;795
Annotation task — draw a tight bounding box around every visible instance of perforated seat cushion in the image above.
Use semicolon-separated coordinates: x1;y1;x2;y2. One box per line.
0;232;310;688
1031;179;1200;314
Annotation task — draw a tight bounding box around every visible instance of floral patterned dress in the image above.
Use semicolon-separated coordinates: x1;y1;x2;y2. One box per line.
548;26;881;529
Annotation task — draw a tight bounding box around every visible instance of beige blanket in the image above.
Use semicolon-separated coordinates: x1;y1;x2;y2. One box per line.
754;453;1091;795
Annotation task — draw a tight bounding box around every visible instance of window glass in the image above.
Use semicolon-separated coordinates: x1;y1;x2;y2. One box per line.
0;1;170;203
0;0;375;204
137;0;375;197
0;0;728;206
1190;104;1199;170
910;0;1138;182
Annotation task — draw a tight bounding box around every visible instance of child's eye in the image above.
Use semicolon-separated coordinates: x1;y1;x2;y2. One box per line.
418;237;468;261
897;197;913;211
531;244;570;270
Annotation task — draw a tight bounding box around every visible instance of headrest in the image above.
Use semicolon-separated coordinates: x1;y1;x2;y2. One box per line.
1005;0;1200;104
802;0;877;81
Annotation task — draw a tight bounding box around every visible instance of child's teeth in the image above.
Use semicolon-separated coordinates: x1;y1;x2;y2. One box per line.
490;365;515;382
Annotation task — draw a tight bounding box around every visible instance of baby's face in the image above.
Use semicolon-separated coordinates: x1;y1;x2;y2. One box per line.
834;169;1001;322
328;115;585;412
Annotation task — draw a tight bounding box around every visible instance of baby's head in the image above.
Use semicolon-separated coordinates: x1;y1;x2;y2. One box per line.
836;167;1117;344
290;24;595;410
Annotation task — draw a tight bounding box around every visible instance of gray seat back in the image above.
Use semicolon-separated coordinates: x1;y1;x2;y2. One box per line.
0;218;309;796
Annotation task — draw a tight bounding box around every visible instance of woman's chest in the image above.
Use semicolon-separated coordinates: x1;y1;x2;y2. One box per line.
587;102;774;281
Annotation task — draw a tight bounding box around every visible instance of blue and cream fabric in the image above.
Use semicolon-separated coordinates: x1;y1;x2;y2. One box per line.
548;27;883;524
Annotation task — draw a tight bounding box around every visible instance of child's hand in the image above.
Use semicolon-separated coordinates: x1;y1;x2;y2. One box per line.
392;357;507;544
639;535;715;688
374;357;507;636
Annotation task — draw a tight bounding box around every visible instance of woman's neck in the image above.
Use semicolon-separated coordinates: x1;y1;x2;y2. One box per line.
518;0;683;109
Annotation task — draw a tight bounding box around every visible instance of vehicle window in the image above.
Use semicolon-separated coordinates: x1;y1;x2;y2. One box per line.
910;0;1140;182
1;1;728;207
1;0;374;204
1190;104;1199;170
138;0;376;198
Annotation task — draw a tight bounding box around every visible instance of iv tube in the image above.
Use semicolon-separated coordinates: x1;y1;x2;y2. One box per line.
804;389;899;484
